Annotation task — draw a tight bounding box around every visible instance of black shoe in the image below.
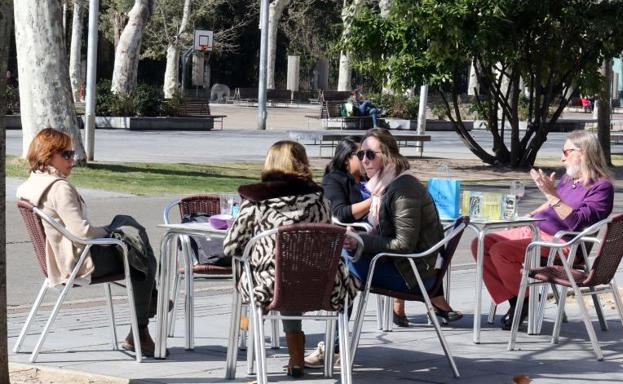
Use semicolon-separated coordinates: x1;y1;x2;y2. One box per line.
392;311;409;327
432;303;463;323
502;300;529;331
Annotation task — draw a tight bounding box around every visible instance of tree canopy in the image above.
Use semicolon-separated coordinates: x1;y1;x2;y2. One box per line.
346;0;623;168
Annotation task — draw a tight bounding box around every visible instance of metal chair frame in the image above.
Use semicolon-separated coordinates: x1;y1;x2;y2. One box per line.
163;194;278;353
14;200;142;362
225;224;363;384
162;195;231;350
508;215;623;360
349;217;469;379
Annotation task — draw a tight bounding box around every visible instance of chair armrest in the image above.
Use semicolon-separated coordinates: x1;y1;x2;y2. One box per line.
163;199;181;224
331;217;372;233
369;220;468;264
33;206;125;248
526;217;611;254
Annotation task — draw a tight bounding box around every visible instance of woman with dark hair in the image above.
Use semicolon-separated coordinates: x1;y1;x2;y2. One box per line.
344;128;462;322
322;137;371;223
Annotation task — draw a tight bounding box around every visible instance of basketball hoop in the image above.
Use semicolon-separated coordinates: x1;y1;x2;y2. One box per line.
194;30;214;52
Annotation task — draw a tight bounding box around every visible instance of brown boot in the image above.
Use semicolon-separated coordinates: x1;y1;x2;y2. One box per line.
121;326;155;357
286;331;305;378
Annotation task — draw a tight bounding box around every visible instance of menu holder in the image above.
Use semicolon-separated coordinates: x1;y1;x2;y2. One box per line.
461;191;517;220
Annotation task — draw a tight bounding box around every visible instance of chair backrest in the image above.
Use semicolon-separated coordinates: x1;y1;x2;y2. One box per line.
266;223;347;313
427;216;470;297
583;213;623;286
17;200;50;277
178;194;221;219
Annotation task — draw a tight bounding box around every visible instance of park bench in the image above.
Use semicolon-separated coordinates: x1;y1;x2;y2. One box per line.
288;130;431;157
305;99;374;130
230;88;314;106
181;99;227;129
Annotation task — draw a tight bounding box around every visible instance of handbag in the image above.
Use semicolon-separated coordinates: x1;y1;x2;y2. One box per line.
181;213;232;267
427;165;461;219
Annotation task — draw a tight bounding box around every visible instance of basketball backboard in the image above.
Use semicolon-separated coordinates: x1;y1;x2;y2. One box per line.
193;30;214;51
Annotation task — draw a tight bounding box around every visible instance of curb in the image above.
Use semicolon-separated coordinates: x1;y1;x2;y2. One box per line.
9;362;129;384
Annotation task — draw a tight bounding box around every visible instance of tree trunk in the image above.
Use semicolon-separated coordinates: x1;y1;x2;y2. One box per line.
14;0;86;160
163;0;192;99
597;59;612;165
0;0;12;381
337;0;363;91
266;0;290;90
69;0;85;102
112;11;126;48
111;0;153;95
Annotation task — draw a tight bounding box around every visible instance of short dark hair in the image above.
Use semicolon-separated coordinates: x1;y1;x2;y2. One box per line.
325;137;360;174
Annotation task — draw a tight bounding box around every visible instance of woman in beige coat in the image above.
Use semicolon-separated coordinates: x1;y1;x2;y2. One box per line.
16;128;158;356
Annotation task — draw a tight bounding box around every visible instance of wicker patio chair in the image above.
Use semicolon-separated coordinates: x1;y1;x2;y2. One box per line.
225;223;362;384
508;213;623;360
13;200;143;362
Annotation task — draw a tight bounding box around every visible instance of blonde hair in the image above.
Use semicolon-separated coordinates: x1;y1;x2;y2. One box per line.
27;128;73;172
362;128;410;174
262;140;312;179
566;130;612;185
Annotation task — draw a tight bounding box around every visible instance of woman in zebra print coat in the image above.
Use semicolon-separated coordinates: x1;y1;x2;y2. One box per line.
223;140;358;378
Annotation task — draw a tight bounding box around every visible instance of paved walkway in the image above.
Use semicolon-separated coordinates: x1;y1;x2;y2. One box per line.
7;268;623;383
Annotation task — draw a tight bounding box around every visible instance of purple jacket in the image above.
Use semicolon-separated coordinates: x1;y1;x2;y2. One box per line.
535;175;614;236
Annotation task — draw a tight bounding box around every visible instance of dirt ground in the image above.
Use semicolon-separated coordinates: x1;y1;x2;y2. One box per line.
8;363;125;384
315;156;623;184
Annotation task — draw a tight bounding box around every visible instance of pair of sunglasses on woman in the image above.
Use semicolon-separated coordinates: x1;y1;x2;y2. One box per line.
60;150;75;160
356;150;381;161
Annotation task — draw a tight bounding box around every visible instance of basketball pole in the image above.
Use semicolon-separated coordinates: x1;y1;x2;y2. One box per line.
257;0;269;130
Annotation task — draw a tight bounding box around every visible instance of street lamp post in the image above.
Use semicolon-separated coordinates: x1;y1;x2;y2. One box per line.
84;0;100;161
257;0;269;130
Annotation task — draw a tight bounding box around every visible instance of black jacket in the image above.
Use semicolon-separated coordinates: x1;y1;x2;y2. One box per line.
360;174;444;290
322;170;365;223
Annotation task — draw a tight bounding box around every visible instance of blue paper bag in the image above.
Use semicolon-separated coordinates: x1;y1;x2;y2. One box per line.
427;178;461;219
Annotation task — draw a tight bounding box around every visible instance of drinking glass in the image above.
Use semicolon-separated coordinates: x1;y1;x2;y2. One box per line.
509;180;525;199
220;194;233;215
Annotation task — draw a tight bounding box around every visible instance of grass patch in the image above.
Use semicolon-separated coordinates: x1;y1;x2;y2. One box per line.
6;156;328;195
6;157;265;195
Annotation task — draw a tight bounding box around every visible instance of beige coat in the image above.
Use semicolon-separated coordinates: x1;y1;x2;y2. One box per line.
16;168;108;286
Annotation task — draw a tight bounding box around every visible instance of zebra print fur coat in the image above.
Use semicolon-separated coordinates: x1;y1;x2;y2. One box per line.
223;172;358;311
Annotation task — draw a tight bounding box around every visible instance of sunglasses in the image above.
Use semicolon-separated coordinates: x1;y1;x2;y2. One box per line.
356;150;381;161
60;150;75;160
562;148;578;157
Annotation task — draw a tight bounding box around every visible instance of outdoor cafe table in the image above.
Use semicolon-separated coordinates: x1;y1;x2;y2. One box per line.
154;222;228;359
465;216;544;344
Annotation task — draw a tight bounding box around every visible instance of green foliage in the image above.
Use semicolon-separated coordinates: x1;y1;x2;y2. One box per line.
369;93;420;119
97;79;167;117
344;0;623;167
161;89;184;116
4;84;18;114
134;83;163;116
95;79;115;116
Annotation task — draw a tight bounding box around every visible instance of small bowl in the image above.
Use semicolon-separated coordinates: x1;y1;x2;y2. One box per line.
209;214;234;230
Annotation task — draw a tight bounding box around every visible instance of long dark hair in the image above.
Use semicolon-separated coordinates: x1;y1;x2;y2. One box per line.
325;137;360;174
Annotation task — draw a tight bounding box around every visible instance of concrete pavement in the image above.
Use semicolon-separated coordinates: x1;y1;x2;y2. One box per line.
7;267;623;383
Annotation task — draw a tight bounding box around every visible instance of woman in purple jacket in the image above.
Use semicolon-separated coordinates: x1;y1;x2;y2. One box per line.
473;130;614;330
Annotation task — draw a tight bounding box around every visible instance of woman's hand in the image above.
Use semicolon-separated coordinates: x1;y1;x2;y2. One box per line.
343;226;357;251
530;168;557;196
